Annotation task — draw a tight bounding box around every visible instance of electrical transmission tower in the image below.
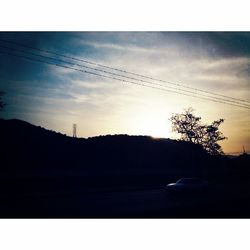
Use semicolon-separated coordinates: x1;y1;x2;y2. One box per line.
73;123;77;138
243;145;246;154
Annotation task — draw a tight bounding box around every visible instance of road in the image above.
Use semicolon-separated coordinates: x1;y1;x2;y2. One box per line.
7;185;250;218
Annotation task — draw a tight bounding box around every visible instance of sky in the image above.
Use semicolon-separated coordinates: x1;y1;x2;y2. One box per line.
0;32;249;154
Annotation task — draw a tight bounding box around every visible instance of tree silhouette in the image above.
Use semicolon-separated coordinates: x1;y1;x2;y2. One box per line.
0;91;6;112
0;91;6;111
170;108;227;155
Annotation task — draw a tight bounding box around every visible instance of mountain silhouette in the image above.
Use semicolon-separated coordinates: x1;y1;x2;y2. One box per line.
1;118;250;218
1;118;212;176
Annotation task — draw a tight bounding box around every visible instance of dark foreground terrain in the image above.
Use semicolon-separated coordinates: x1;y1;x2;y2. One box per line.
6;182;250;218
1;119;250;218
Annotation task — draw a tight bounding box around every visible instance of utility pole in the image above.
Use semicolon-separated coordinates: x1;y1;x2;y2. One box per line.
73;123;77;138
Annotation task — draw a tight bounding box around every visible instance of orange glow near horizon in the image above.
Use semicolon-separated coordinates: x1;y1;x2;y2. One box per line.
1;32;249;155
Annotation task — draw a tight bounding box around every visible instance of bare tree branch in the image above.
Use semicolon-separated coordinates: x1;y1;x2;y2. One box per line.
170;108;227;155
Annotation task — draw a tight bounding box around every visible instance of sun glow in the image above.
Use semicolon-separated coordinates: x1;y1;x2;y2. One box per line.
133;113;171;138
122;99;174;139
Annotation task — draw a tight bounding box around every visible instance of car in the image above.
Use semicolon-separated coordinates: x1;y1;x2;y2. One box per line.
164;178;208;196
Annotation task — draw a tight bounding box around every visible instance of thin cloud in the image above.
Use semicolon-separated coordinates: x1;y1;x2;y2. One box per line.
1;32;250;153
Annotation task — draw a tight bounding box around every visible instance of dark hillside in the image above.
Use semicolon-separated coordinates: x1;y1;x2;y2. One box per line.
1;118;250;218
0;118;217;195
0;118;211;176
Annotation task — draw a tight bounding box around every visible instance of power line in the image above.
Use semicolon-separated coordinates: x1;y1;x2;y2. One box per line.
0;45;250;107
1;43;250;109
0;38;249;105
1;49;250;110
1;49;249;110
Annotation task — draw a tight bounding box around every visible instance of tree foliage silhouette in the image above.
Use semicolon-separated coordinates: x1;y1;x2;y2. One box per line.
170;108;227;155
0;91;6;111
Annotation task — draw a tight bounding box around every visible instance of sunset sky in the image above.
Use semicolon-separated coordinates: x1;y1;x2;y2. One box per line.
0;32;249;154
